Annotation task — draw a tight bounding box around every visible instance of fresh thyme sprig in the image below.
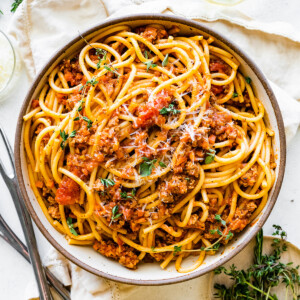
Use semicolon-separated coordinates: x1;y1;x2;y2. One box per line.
214;225;300;300
11;0;23;12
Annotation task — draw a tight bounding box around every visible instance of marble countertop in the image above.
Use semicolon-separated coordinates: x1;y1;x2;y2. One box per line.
0;1;300;299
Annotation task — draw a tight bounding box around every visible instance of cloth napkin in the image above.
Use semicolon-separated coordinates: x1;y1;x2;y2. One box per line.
7;0;300;299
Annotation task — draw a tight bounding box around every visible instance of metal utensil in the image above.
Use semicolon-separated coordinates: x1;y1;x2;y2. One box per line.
0;214;71;300
0;125;53;300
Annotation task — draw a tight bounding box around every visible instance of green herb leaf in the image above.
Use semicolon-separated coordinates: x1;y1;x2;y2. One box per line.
144;60;157;72
159;104;180;115
66;217;78;236
69;130;76;138
59;130;69;149
82;116;93;129
162;54;169;67
151;246;156;252
95;48;107;69
139;158;157;177
121;191;132;199
159;161;167;168
101;178;115;188
11;0;23;12
104;65;119;76
245;76;252;84
214;226;300;299
74;117;80;121
205;149;216;164
225;230;233;240
131;188;136;196
173;245;182;255
111;205;122;220
215;214;226;226
233;92;238;97
144;50;149;59
185;177;190;181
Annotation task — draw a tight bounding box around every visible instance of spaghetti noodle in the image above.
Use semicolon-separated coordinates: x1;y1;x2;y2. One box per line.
23;24;276;272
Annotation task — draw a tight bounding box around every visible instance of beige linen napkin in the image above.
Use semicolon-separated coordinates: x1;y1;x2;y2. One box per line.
7;0;300;299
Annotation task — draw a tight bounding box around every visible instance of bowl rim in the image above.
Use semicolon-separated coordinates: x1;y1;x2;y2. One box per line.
0;30;16;96
14;13;286;286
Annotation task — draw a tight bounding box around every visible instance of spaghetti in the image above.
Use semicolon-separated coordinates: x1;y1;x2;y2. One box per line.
23;24;276;272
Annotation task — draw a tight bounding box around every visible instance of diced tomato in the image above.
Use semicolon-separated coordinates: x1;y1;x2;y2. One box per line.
55;168;83;205
136;89;173;128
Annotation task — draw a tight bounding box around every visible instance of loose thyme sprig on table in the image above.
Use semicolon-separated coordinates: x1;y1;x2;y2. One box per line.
214;225;300;300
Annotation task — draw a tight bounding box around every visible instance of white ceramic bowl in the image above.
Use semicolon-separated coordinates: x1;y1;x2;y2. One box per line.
15;14;286;285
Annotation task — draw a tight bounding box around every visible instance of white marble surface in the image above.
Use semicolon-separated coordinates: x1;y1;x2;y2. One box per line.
0;1;300;299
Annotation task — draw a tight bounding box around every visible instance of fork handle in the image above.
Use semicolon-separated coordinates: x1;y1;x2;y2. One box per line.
0;215;70;300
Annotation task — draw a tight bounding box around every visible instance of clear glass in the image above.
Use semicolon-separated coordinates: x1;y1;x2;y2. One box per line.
0;30;16;102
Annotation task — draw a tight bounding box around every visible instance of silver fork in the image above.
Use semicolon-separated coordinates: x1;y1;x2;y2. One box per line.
0;125;69;300
0;213;71;299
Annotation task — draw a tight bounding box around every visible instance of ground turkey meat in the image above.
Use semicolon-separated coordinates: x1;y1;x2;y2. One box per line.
48;205;60;219
239;164;258;187
93;240;139;269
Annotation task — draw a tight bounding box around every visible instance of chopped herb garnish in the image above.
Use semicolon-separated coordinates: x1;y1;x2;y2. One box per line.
245;76;252;84
139;157;157;177
80;77;99;91
74;117;80;121
162;54;169;67
95;48;107;69
159;104;180;115
159;161;167;168
69;130;76;138
144;60;157;72
59;130;69;149
173;245;182;255
205;149;216;164
101;178;115;188
210;228;223;236
111;205;122;221
214;225;300;300
185;177;190;181
82;116;93;129
77;101;84;112
144;50;149;59
233;92;238;98
11;0;23;12
131;188;136;196
66;217;78;236
215;214;226;226
121;191;132;199
151;246;156;252
0;10;3;14
104;65;119;76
